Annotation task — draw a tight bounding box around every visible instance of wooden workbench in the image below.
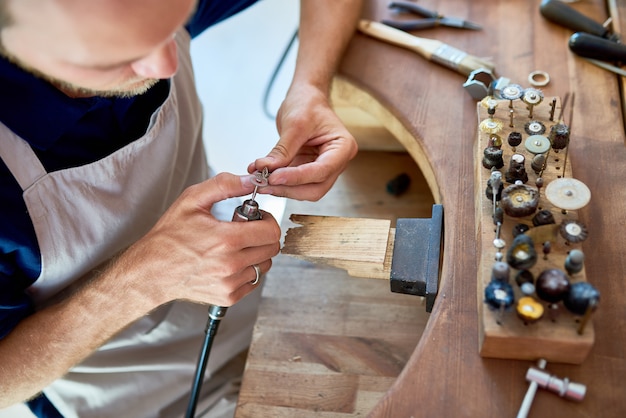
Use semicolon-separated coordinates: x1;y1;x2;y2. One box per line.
237;0;626;416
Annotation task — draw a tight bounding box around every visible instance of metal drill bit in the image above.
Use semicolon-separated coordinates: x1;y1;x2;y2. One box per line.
561;93;575;179
250;167;269;201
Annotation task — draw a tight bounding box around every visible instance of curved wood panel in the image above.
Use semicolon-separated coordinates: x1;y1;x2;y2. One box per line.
337;0;626;416
332;77;441;204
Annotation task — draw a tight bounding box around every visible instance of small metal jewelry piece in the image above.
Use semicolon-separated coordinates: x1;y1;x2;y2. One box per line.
251;167;270;187
250;167;270;201
250;264;261;285
528;70;550;87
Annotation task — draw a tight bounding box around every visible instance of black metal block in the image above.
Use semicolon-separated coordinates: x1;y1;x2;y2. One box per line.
390;204;443;312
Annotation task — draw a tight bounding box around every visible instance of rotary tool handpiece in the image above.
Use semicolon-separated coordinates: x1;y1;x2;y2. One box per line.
185;171;267;418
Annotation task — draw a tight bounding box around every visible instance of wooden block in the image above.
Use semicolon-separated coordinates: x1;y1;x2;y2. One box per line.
475;96;595;364
281;215;394;280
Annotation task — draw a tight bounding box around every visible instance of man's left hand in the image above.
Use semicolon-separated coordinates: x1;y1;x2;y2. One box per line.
248;84;357;201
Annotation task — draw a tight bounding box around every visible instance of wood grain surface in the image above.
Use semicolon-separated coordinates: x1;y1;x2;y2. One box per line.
237;0;626;416
236;151;435;417
341;0;625;417
282;215;394;279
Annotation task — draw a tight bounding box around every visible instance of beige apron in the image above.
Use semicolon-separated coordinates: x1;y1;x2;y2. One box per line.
0;30;260;418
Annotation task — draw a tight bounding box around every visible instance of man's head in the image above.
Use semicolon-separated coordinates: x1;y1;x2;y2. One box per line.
0;0;197;98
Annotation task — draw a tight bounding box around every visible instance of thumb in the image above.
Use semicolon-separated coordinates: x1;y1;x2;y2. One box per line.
193;172;256;209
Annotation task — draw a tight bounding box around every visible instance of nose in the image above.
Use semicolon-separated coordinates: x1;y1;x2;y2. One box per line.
130;38;178;79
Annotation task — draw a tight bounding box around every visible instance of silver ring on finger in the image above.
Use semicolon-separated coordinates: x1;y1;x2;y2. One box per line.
250;264;261;285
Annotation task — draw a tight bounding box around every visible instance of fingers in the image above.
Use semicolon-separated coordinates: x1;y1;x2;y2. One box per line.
221;210;281;248
246;98;358;201
136;188;281;308
206;209;279;305
262;180;335;201
252;137;356;200
212;258;273;307
174;232;279;307
186;172;257;212
249;142;295;174
233;260;272;292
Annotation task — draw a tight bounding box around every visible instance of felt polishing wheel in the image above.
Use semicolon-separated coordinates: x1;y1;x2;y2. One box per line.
545;178;591;210
525;135;551;154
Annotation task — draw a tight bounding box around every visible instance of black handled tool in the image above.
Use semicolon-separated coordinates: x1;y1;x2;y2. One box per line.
569;32;626;62
539;0;617;40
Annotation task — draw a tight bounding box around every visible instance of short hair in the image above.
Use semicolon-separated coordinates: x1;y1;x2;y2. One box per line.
0;0;13;32
0;0;13;55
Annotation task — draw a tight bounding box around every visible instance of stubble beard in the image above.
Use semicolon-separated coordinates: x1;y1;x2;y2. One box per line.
0;43;159;98
51;76;160;98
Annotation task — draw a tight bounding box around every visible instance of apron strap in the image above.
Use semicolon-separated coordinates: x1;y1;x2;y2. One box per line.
0;122;47;190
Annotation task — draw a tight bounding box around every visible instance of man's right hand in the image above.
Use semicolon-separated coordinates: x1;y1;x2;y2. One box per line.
123;172;281;308
0;172;281;407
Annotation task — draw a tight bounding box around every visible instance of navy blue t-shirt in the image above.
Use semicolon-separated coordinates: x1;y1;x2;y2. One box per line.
0;0;258;415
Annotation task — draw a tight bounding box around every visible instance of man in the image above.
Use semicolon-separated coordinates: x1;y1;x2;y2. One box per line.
0;0;361;416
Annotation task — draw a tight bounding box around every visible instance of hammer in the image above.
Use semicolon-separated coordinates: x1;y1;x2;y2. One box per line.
517;359;586;418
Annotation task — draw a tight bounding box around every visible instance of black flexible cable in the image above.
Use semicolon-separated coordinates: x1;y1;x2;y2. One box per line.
185;197;263;417
185;315;223;418
262;28;299;120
